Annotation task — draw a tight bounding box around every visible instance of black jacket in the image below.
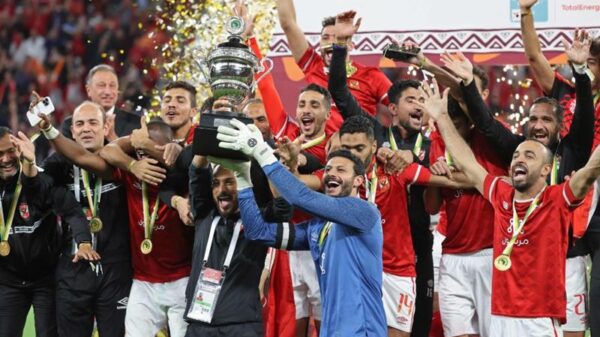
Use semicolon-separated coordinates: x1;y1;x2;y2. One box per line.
185;164;267;326
0;173;89;286
61;108;141;139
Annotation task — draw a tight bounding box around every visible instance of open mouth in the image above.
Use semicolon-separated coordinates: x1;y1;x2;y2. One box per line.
512;164;528;180
165;110;178;118
531;131;548;143
300;116;315;130
217;194;233;209
409;111;422;123
323;176;342;195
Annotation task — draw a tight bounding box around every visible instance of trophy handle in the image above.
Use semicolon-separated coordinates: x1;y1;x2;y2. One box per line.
255;57;274;84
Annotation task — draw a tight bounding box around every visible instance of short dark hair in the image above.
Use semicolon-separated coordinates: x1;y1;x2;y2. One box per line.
147;117;174;142
339;115;375;141
387;80;421;105
0;127;12;139
86;64;118;85
164;81;197;108
300;83;332;111
200;96;216;113
321;16;335;30
327;149;366;176
530;96;563;125
591;37;600;58
472;66;489;90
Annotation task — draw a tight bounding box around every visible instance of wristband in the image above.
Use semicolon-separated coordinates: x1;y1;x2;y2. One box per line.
172;196;181;208
520;9;531;17
22;157;35;165
42;126;59;140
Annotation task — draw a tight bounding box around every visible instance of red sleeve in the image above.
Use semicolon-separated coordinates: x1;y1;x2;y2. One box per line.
370;68;392;104
482;174;510;205
248;37;290;138
297;47;321;74
112;167;126;183
562;181;585;209
313;169;325;191
428;131;446;164
400;163;431;186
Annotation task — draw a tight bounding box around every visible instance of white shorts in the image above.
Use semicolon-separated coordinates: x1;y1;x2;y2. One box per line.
125;277;189;337
439;248;492;337
490;315;562;337
289;250;322;320
382;272;416;332
432;228;445;290
563;255;589;332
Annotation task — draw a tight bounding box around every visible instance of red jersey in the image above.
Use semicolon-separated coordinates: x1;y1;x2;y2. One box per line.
297;47;392;134
115;169;194;283
359;162;430;276
429;130;507;254
483;175;583;321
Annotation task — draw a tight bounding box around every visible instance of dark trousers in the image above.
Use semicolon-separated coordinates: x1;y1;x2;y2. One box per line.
588;231;600;336
185;321;263;337
411;249;434;337
0;278;57;337
56;258;132;337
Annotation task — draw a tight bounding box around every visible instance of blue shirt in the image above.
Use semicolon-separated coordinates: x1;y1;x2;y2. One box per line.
238;162;386;337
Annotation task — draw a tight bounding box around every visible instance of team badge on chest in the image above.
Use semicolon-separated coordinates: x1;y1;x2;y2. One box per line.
19;203;29;220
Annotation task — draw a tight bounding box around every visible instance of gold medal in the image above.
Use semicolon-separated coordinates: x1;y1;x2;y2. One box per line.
0;241;10;256
90;217;103;233
140;239;153;255
494;254;512;271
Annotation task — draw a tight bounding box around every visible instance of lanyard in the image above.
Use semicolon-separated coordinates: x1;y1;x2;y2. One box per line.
388;127;423;155
364;164;378;204
142;182;160;240
301;133;327;150
80;169;101;217
202;216;242;271
509;189;543;241
0;171;22;243
550;155;559;186
318;221;333;250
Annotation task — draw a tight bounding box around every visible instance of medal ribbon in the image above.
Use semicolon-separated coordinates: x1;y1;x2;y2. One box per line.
550;155;559;186
444;149;454;167
142;182;160;241
501;189;543;256
0;170;22;243
318;221;333;250
387;128;423;156
301;133;327;150
81;169;101;217
364;164;378;204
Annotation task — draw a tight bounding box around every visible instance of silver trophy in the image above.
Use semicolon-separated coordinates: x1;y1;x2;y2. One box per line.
206;16;273;104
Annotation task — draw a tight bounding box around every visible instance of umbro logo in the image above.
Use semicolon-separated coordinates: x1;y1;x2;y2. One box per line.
117;296;128;310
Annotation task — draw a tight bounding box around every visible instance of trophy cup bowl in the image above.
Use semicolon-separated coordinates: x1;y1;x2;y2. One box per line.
193;16;269;160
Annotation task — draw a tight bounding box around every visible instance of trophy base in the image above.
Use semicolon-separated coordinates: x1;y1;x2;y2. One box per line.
193;112;253;160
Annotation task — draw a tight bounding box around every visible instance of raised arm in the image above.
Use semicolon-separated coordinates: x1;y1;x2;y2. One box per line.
328;45;371;120
442;51;522;164
563;32;595;167
418;81;488;194
188;155;215;221
277;0;309;62
38;117;113;178
238;187;310;250
520;0;555;94
215;120;381;232
569;145;600;199
99;139;166;186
